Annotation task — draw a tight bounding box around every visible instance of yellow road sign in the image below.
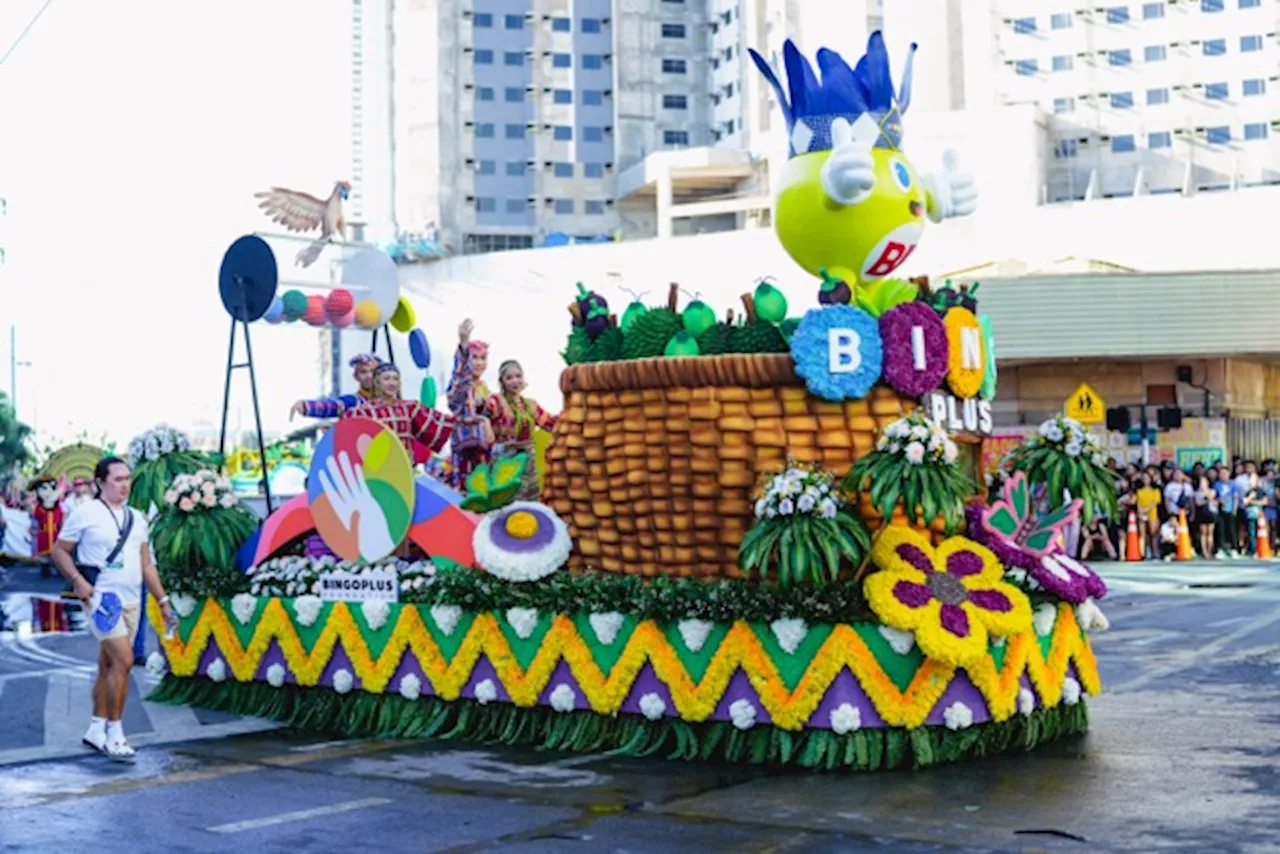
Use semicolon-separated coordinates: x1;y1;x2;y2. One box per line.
1065;382;1106;424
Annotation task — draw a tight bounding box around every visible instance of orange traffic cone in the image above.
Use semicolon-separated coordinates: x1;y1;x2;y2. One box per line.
1126;511;1142;562
1256;515;1273;559
1175;510;1194;561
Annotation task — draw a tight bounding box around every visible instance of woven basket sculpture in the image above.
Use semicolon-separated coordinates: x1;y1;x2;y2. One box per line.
544;353;946;580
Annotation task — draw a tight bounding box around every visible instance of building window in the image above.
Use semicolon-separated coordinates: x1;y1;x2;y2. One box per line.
1147;87;1169;105
584;163;605;178
581;90;604;106
662;0;683;3
1111;134;1136;152
475;49;494;65
1201;0;1224;10
581;18;602;33
1108;49;1132;66
1142;2;1164;18
1055;139;1078;158
1244;122;1269;140
477;86;495;101
553;162;574;178
474;12;493;28
1206;126;1231;143
583;126;605;142
585;201;606;215
1014;59;1038;76
1203;39;1226;56
1052;55;1073;71
582;54;604;70
662;58;687;74
725;82;735;98
552;53;571;68
1205;82;1229;100
662;23;686;38
1106;7;1130;24
505;87;524;102
663;93;688;109
1240;0;1261;7
463;233;533;254
1243;78;1266;96
506;199;527;213
553;125;573;141
1240;35;1263;52
476;197;496;213
1144;44;1166;62
1149;131;1172;148
505;13;523;29
476;159;496;175
1051;12;1073;29
1013;17;1036;34
475;123;495;138
505;161;526;176
504;51;523;66
553;199;574;214
504;123;525;139
1111;91;1134;109
663;130;689;146
1053;97;1075;113
551;17;570;32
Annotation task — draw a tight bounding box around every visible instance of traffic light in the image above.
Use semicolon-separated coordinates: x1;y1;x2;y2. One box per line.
1157;407;1183;430
1106;406;1131;432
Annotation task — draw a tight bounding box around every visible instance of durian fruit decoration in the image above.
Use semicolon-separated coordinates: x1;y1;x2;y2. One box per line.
619;288;650;332
752;277;789;323
817;268;853;306
697;308;736;356
664;330;701;357
621;282;684;360
681;292;717;338
729;292;788;354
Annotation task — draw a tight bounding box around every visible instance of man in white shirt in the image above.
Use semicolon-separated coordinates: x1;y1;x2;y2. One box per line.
1163;469;1193;518
51;457;176;762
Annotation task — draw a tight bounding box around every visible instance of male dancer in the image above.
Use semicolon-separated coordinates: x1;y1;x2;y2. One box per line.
291;353;382;420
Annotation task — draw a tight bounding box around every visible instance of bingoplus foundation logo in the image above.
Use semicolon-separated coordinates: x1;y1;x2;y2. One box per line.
317;569;400;602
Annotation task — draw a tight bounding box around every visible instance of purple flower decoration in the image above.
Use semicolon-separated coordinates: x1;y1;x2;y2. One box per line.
878;301;948;397
1029;554;1108;604
965;502;1036;570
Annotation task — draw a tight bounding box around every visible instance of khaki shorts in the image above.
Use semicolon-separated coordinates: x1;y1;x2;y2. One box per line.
88;603;142;643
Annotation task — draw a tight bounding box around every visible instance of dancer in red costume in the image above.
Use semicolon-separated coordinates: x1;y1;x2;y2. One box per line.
30;477;64;577
488;359;558;501
290;353;382;420
447;319;494;489
347;363;456;458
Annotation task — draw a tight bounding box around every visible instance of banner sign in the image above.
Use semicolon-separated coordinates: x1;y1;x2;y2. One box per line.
317;569;400;602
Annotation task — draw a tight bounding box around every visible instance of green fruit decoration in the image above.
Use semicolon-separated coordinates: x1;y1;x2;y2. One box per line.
817;268;853;306
698;321;735;356
730;292;788;354
681;297;716;338
620;291;649;332
561;326;592;365
753;279;788;323
664;330;701;357
586;325;624;362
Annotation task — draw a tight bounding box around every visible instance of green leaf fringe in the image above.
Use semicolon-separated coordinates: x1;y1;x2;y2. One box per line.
148;675;1089;771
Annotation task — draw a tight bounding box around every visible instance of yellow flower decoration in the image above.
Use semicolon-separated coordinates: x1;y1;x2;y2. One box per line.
864;527;1032;667
944;306;984;399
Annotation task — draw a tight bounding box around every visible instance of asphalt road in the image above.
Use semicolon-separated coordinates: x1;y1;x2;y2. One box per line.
1;559;1279;853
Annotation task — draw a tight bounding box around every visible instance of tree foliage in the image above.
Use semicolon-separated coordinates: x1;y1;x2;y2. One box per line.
0;393;33;478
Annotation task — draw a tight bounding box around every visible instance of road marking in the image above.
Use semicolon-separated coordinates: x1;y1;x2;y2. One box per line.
1113;601;1280;693
206;797;392;833
289;738;370;752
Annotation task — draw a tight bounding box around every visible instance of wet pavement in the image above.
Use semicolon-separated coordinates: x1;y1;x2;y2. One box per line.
1;559;1278;853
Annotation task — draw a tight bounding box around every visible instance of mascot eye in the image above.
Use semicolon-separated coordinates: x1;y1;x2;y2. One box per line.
890;158;912;192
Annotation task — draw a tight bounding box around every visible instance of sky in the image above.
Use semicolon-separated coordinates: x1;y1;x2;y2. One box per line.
0;0;352;447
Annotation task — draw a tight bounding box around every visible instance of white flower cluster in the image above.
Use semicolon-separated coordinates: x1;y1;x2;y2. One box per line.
127;423;192;467
754;465;839;520
1035;415;1108;466
246;556;435;598
165;470;238;513
876;412;958;466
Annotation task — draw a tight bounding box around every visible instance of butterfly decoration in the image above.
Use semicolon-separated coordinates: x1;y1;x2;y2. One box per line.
981;471;1081;557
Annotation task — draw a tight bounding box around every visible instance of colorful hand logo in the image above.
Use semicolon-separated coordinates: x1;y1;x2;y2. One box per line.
318;451;396;562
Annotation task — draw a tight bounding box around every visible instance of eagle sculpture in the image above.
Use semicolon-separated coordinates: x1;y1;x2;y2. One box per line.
254;180;351;267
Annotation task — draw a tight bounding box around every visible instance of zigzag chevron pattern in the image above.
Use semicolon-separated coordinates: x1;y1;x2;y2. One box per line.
149;599;1100;732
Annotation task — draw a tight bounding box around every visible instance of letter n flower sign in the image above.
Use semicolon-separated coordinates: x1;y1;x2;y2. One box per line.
790;306;883;400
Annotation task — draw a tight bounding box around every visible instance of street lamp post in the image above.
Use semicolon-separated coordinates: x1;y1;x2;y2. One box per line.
9;325;32;414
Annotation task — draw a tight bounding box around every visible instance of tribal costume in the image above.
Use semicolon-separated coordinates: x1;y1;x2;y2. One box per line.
447;341;494;488
31;478;63;558
349;363;456;458
488;389;558;501
297;353;381;418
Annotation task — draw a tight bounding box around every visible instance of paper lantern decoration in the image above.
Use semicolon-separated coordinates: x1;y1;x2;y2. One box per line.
331;308;355;329
390;297;416;332
303;295;327;326
409;329;431;369
325;288;354;320
419;376;437;409
281;290;308;322
264;296;285;324
354;300;382;329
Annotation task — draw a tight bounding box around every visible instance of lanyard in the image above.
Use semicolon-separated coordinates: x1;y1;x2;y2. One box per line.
99;498;126;537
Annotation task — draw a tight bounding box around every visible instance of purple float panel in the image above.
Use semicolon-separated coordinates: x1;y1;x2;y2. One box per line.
461;655;513;704
618;663;679;719
389;648;435;697
535;659;593;711
707;669;774;726
196;637;226;676
922;670;993;726
808;666;891;729
252;640;294;685
317;641;362;691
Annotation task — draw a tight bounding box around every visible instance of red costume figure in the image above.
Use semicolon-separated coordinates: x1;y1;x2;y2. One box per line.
489;359;558;501
31;478;64;572
291;353;382;420
447;318;494;488
348;363;456;458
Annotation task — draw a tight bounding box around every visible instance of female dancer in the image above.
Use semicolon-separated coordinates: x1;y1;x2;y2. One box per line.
447;319;494;490
488;360;558;500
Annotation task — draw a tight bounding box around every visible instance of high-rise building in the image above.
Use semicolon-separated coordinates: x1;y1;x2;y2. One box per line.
883;0;1280;201
350;0;880;254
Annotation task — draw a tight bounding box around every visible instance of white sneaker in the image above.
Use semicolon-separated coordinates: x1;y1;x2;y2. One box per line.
104;738;136;763
82;727;106;753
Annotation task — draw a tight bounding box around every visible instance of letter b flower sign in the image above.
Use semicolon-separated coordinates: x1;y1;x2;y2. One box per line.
792;306;883;400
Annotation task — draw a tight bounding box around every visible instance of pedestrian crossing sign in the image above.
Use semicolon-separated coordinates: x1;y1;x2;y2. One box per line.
1065;382;1105;424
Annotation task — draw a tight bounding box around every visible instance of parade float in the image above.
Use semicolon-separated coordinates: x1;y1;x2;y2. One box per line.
145;33;1110;770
